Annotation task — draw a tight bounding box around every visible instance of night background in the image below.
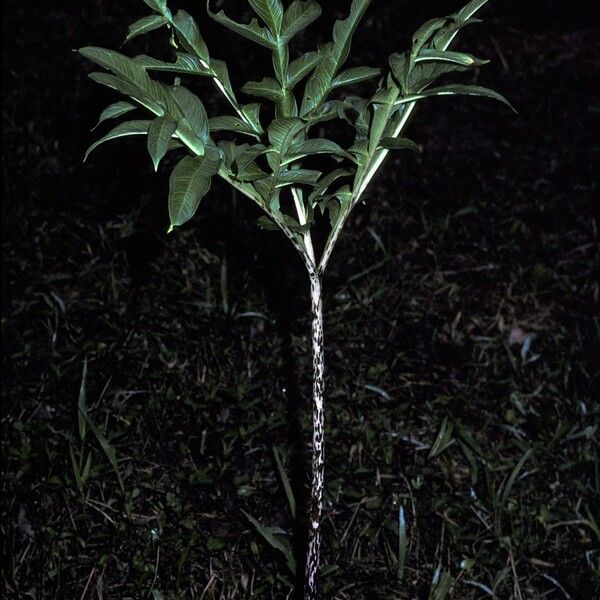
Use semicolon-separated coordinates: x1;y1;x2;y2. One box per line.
2;0;599;598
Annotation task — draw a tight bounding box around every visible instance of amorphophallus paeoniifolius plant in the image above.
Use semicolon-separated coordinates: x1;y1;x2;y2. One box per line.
80;0;512;596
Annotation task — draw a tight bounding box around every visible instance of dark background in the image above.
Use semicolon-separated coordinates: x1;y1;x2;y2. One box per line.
2;1;599;599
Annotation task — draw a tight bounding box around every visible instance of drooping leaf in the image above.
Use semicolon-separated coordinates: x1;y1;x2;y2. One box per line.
84;120;151;161
168;147;222;231
301;0;372;116
432;17;481;50
281;0;322;42
332;66;381;88
249;0;284;35
171;10;210;63
147;116;178;170
410;17;448;60
126;14;168;41
395;83;515;111
93;101;137;130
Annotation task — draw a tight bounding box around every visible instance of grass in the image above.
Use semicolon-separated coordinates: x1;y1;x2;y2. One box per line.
2;4;599;599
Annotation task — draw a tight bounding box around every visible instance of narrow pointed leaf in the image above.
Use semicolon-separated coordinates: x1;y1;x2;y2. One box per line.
171;85;210;143
268;118;304;150
172;10;210;62
277;169;322;186
395;84;515;111
249;0;284;35
282;0;322;41
283;139;354;164
379;137;422;153
93;101;137;129
242;511;297;575
208;5;275;48
332;66;381;88
209;116;258;137
414;49;487;67
148;116;178;170
126;14;168;41
456;0;490;22
84;120;151;161
168;148;222;231
242;78;282;102
143;0;169;14
133;53;211;76
287;52;321;88
308;168;353;204
301;0;372;116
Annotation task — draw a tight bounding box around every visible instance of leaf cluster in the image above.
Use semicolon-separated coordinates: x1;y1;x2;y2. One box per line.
81;0;512;271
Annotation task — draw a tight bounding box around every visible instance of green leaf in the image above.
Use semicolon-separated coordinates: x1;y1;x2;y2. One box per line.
171;85;210;143
84;120;151;161
281;0;322;42
267;118;304;151
242;78;282;102
172;10;210;63
308;168;352;204
432;18;481;50
428;418;455;459
272;446;296;519
414;49;487;67
249;0;284;35
126;14;168;41
283;139;354;164
332;66;380;88
133;53;211;76
456;0;490;23
208;4;275;49
168;148;222;231
257;215;280;230
93;101;137;130
209;116;258;137
240;103;263;134
395;84;515;111
287;52;321;88
301;0;372;116
242;510;297;575
81;47;163;114
277;169;322;186
379;137;422;153
148;116;178;170
398;505;407;581
411;18;448;59
143;0;168;14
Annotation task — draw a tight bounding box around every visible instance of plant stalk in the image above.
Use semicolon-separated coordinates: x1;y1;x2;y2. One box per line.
304;268;325;600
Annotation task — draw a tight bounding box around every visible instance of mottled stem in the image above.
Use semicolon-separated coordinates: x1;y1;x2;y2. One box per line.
304;269;325;599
